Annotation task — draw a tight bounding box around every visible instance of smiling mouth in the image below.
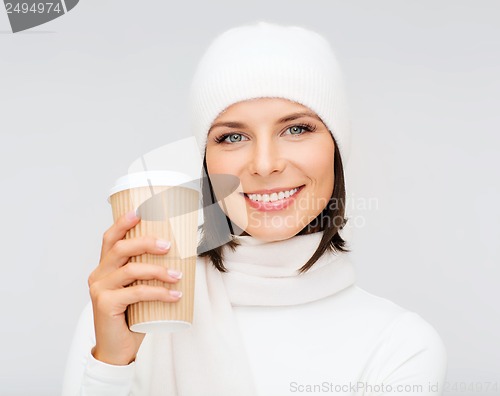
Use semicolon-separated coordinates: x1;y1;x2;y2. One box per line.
241;185;305;203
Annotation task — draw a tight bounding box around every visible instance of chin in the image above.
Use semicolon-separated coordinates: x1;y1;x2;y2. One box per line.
243;226;300;242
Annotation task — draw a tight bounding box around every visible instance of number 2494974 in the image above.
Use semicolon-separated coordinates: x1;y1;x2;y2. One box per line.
5;2;62;14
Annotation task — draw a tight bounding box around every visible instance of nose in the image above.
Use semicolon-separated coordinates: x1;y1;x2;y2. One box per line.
247;138;286;177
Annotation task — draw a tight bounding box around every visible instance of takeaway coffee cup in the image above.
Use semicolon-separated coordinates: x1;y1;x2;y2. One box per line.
107;171;200;333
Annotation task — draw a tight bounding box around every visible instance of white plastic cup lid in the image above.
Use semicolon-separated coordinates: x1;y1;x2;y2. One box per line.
107;170;201;203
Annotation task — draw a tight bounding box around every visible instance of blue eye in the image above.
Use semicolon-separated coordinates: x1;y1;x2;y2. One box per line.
215;133;245;144
287;126;306;135
285;123;317;136
227;134;243;142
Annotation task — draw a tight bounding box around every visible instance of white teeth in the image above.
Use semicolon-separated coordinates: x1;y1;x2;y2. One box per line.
247;187;299;202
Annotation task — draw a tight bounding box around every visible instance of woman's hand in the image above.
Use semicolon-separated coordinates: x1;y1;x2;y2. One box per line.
88;210;182;366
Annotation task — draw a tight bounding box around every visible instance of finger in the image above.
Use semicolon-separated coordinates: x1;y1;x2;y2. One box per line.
112;284;183;310
101;210;141;257
100;236;172;274
100;262;182;289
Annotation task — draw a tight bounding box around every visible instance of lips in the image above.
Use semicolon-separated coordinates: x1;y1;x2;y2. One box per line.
241;185;305;212
245;187;299;203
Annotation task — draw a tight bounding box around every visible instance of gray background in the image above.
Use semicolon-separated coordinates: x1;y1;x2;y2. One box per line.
1;1;499;395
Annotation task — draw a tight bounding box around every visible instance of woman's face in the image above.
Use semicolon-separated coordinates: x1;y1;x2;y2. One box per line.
205;97;334;242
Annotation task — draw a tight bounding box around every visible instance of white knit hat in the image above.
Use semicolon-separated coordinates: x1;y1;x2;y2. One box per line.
189;21;351;163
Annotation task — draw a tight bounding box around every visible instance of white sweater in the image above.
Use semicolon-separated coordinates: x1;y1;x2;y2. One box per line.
62;233;447;395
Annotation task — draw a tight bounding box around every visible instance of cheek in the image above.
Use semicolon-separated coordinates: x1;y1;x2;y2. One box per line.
298;145;335;208
205;150;245;204
298;143;334;181
206;148;249;176
205;150;217;175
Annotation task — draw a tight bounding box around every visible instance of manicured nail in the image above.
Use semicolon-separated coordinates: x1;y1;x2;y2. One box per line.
156;239;171;250
169;290;182;298
168;269;183;279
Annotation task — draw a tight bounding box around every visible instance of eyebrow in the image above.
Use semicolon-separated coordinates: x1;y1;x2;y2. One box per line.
207;111;323;136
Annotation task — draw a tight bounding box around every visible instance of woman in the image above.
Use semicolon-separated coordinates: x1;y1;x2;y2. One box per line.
63;22;447;395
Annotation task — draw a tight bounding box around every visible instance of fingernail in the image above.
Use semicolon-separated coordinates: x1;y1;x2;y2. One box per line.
169;290;182;298
156;239;171;250
126;210;139;221
168;269;183;279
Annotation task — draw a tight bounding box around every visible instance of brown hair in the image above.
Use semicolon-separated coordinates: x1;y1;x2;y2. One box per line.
197;134;349;273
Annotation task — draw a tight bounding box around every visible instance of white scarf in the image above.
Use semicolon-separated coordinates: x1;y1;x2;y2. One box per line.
137;231;356;395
